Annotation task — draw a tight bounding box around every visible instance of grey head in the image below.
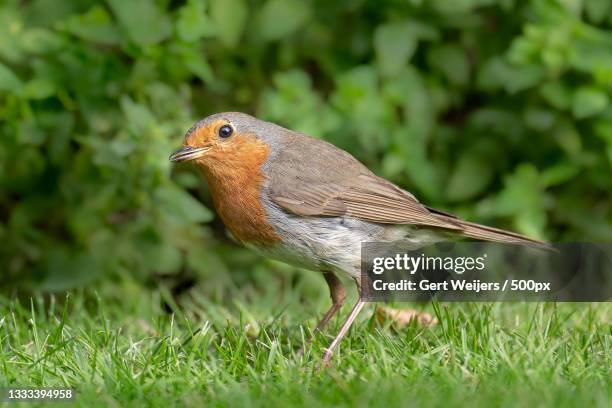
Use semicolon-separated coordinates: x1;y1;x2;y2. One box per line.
184;112;294;149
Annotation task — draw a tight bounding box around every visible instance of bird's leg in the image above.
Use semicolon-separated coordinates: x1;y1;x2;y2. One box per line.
298;272;346;355
313;272;346;333
321;278;366;366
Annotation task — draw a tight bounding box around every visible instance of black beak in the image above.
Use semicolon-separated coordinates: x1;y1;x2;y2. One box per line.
169;146;210;162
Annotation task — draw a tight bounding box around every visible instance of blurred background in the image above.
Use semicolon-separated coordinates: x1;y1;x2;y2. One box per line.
1;0;612;293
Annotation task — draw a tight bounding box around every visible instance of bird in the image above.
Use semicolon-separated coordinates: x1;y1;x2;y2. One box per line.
169;112;548;365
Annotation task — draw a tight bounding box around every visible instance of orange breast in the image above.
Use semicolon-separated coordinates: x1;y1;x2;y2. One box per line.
199;140;280;245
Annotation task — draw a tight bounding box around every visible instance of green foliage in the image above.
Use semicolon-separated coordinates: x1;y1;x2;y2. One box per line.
1;0;612;290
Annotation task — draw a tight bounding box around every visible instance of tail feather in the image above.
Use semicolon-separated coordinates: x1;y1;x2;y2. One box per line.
427;207;553;250
455;219;551;248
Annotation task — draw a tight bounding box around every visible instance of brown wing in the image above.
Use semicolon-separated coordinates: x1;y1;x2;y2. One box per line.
266;132;550;248
271;173;461;230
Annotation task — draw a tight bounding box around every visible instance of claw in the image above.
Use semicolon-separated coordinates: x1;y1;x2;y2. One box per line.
322;348;333;366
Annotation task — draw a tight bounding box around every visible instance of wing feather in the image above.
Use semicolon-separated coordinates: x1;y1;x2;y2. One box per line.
270;173;461;230
265;132;550;248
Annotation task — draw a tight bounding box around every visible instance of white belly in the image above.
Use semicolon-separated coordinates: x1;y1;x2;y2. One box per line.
254;204;444;278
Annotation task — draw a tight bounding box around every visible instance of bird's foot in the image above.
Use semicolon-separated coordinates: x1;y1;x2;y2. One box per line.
320;348;333;368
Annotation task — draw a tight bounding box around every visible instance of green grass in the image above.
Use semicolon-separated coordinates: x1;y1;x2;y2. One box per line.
0;270;610;407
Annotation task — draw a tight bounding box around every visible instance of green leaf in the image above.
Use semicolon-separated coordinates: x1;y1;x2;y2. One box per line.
553;120;582;154
427;45;470;85
540;162;580;187
40;248;104;291
374;22;418;76
21;28;64;54
572;86;609;119
477;58;543;94
446;153;493;202
183;52;214;83
0;62;22;92
155;185;214;224
523;108;555;131
491;164;547;239
585;0;611;24
210;0;248;47
106;0;171;46
594;119;612;144
23;78;55;99
120;96;156;134
257;0;311;41
540;81;571;110
176;0;216;41
59;6;121;45
381;151;408;178
142;242;182;274
260;69;340;136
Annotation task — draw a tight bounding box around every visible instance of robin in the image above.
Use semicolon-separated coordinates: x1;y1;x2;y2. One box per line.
169;112;547;365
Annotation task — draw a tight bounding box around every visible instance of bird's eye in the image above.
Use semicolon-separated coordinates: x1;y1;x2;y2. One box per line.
218;124;233;138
